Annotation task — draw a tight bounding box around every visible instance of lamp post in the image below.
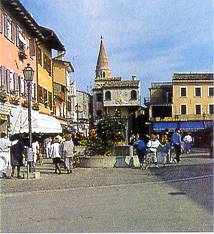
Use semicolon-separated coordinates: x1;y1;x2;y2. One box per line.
23;63;34;179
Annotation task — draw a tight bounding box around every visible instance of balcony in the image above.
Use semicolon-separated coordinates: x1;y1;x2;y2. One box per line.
144;97;172;106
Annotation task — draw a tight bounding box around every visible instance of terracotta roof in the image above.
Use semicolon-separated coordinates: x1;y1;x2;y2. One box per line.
3;0;65;51
39;26;65;51
172;73;213;81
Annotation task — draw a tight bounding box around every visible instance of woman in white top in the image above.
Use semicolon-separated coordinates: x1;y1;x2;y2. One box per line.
50;138;62;174
147;134;161;168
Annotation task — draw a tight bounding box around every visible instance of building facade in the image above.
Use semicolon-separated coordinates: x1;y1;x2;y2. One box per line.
93;38;141;142
145;73;214;132
0;0;72;136
52;52;74;127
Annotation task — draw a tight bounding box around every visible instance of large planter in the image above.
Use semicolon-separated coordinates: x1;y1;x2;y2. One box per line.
80;155;140;168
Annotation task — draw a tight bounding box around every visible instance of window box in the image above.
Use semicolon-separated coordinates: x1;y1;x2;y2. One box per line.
18;48;27;60
9;96;20;105
32;102;39;110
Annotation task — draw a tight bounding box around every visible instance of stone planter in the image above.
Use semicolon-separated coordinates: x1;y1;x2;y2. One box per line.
80;155;140;168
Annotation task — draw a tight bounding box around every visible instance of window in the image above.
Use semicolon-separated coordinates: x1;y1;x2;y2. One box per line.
180;105;187;115
48;91;52;109
29;38;35;57
102;71;105;78
4;14;15;43
195;87;201;97
180;87;187;97
37;47;42;66
44;54;51;76
96;110;102;118
43;88;47;103
38;85;43;103
131;90;137;100
105;91;111;100
208;87;214;97
195;104;201;115
209;104;214;115
16;25;25;49
96;93;103;102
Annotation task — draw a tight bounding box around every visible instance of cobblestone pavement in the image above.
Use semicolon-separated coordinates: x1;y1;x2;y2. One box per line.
0;152;213;194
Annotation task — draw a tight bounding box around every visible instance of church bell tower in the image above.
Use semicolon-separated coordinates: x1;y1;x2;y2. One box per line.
95;36;111;79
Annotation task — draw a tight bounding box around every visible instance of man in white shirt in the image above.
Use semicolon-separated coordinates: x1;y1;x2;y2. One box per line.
183;133;193;153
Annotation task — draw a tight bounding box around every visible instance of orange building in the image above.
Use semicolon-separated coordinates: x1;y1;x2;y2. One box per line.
0;0;64;135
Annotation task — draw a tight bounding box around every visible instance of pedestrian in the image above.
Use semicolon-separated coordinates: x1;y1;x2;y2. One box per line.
44;137;52;158
0;133;11;178
63;135;74;174
32;139;40;168
171;128;182;163
183;132;193;153
160;129;171;167
50;137;62;174
134;133;149;169
147;133;161;168
10;137;24;178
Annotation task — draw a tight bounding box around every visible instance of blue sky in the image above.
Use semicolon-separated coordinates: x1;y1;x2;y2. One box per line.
21;0;213;98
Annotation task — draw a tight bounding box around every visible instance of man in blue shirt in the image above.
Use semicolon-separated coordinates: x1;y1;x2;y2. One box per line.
171;128;182;163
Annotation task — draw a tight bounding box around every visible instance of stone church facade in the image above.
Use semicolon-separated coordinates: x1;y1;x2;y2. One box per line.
92;37;141;142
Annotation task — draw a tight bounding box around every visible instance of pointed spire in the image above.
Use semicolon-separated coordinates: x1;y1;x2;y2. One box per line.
96;37;111;79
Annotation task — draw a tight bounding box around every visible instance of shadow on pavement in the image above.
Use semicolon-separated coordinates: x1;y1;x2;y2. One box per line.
148;162;213;213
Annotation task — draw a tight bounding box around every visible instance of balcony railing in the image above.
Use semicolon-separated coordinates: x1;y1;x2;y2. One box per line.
144;97;172;105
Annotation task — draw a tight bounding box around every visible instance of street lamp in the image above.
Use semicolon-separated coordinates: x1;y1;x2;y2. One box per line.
23;63;34;179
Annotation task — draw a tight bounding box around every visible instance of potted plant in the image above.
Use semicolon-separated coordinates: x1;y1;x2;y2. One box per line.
32;102;39;110
22;100;28;108
0;90;7;102
9;96;20;105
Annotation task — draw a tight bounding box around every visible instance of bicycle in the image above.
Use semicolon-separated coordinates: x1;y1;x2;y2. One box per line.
142;150;153;169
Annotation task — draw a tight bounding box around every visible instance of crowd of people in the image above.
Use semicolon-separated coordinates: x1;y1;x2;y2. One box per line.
0;128;199;178
132;128;194;169
0;133;78;179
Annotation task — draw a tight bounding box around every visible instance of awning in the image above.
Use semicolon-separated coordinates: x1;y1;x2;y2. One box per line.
10;107;62;134
153;120;213;132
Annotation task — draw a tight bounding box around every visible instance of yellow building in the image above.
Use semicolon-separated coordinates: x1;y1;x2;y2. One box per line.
36;27;65;115
146;73;214;132
52;53;74;126
172;73;214;121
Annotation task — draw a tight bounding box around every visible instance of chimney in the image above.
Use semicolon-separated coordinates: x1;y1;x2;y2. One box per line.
132;75;136;80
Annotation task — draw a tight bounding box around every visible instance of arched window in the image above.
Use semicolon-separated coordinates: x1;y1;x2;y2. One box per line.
105;91;111;100
131;90;137;100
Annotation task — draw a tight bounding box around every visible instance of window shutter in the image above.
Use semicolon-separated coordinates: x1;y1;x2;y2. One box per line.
11;21;15;43
13;73;18;94
16;25;19;47
29;38;35;57
34;83;36;99
1;66;6;90
4;14;8;38
18;76;21;96
0;10;2;33
6;69;10;93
